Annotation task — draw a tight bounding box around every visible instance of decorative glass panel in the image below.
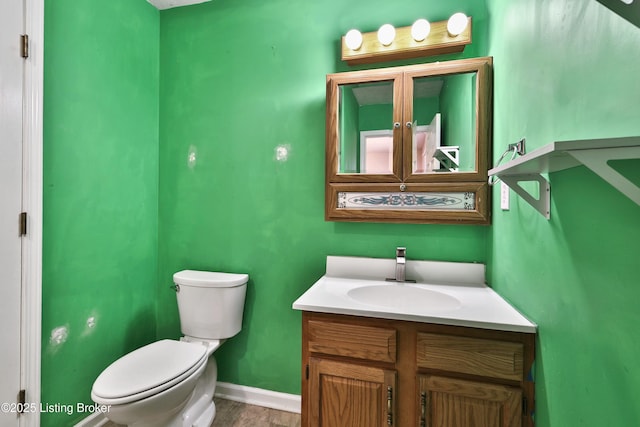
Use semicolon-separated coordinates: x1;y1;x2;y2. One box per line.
338;191;475;210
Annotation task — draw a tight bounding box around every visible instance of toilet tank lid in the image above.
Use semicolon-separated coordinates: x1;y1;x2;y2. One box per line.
173;270;249;287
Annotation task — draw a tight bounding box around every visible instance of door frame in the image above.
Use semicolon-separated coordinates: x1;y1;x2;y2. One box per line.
359;129;394;174
21;0;43;426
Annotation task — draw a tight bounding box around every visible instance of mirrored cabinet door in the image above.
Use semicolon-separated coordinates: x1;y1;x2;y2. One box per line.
402;58;491;183
326;70;403;183
406;75;475;174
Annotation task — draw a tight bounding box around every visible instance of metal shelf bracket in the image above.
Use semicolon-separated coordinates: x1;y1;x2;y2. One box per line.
500;174;550;219
567;146;640;206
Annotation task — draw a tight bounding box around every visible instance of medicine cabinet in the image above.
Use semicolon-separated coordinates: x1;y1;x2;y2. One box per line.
325;57;492;224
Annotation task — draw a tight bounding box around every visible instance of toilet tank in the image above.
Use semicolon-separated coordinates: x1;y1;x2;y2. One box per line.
173;270;248;340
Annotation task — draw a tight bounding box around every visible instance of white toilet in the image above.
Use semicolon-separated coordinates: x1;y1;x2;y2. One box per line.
91;270;248;427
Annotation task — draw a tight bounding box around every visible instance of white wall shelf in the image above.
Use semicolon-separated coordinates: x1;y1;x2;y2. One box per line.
488;136;640;219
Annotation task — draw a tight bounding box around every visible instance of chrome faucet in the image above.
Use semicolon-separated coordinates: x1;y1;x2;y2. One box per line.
386;247;415;283
395;247;406;282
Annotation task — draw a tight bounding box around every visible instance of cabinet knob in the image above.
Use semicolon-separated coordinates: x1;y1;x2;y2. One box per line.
393;122;401;129
406;121;412;129
400;184;407;192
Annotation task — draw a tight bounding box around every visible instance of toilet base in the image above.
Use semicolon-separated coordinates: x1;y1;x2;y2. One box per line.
180;394;216;427
128;397;216;427
180;353;218;426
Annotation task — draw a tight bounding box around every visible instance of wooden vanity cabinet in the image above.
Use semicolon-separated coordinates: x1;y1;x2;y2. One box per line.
301;312;535;427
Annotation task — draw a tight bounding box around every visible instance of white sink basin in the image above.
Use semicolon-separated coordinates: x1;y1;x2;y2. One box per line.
347;284;462;312
292;256;538;333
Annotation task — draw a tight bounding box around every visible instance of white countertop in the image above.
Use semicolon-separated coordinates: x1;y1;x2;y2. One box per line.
292;256;537;334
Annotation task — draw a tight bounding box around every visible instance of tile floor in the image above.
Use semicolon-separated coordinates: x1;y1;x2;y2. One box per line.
102;397;301;427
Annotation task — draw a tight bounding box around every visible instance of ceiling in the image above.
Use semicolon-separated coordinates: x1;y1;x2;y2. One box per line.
147;0;211;10
352;78;444;106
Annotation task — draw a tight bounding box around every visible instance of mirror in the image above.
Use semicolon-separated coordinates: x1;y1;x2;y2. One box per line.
338;81;395;174
412;73;476;173
337;73;477;175
325;57;492;224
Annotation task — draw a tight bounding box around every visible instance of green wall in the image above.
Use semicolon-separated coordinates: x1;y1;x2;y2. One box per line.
486;0;640;425
41;1;640;427
359;101;395;131
440;73;475;170
42;1;159;425
411;95;440;130
339;86;360;173
157;0;489;395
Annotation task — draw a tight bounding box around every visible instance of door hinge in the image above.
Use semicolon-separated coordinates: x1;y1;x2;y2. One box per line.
21;34;29;58
305;365;309;380
522;396;528;415
19;212;27;236
18;389;26;414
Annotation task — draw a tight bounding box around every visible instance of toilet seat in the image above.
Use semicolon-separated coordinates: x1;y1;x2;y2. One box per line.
91;339;207;405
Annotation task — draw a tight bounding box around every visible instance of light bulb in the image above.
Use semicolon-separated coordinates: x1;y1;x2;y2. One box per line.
345;29;363;51
411;19;431;42
447;13;468;36
377;24;396;46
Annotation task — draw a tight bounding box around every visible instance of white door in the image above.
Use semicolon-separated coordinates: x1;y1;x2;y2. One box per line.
0;0;25;424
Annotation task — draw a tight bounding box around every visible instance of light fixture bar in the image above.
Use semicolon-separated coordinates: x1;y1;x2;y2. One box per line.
341;17;471;65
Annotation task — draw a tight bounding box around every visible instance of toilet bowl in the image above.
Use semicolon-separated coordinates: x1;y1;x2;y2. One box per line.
91;270;248;427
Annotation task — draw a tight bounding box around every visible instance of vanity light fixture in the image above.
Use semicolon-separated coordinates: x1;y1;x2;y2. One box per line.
344;29;363;50
447;12;469;36
377;24;396;46
411;19;431;42
341;14;472;65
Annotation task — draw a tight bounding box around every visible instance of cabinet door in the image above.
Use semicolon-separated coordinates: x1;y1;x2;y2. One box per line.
402;58;492;183
326;69;403;182
418;375;521;427
309;357;396;427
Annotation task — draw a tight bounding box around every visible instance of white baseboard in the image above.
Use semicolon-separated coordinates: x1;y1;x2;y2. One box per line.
214;382;301;414
74;382;301;426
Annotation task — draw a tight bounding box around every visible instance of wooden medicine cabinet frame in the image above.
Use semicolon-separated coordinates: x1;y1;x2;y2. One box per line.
325;57;493;224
